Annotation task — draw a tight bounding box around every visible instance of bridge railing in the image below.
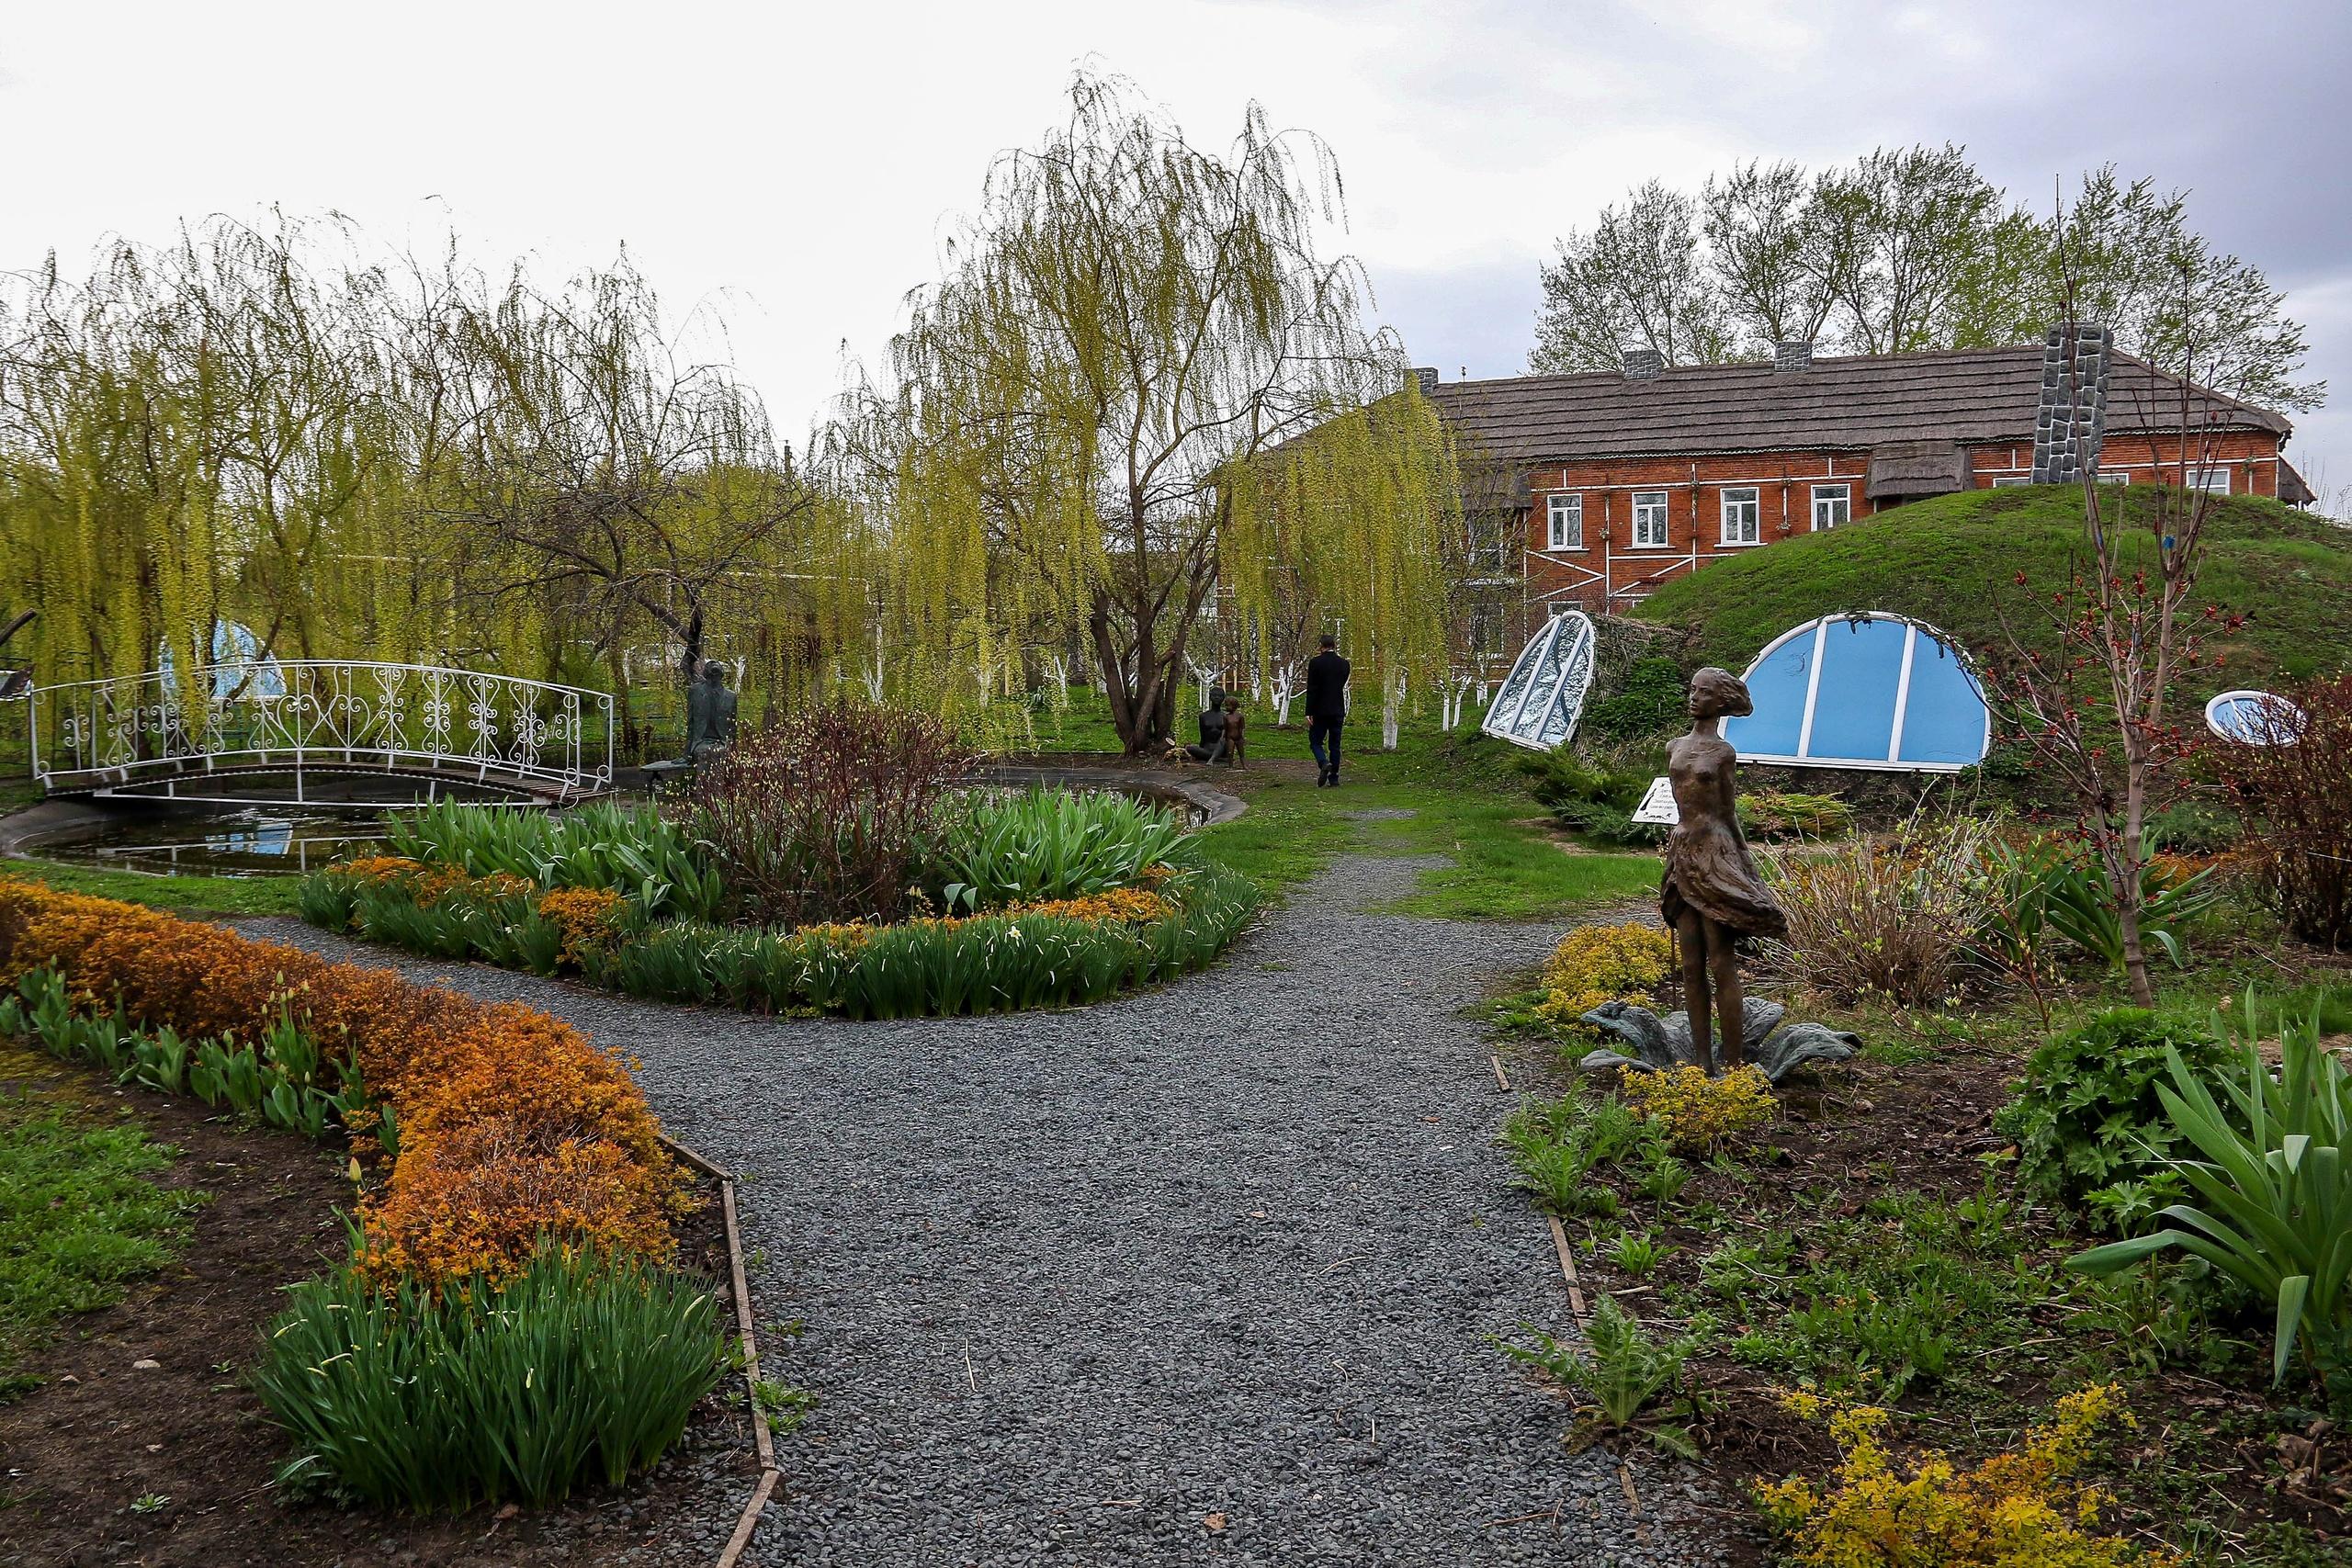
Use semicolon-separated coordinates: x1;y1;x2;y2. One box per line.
29;660;616;799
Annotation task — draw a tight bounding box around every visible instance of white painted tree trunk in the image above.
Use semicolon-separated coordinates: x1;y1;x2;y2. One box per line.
1272;667;1295;727
1382;670;1403;750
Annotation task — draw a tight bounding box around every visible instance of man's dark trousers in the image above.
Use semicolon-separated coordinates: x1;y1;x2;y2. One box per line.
1303;648;1351;784
1308;716;1341;781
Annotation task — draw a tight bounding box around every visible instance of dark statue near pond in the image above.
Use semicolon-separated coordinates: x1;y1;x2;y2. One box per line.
684;660;738;761
1660;665;1787;1075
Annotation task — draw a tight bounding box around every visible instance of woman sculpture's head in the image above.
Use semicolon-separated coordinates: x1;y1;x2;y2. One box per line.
1688;666;1753;720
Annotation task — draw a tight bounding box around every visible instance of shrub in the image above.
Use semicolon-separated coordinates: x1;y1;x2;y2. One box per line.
253;1246;728;1510
1995;1009;2229;1229
681;701;971;927
1523;753;1664;847
1581;657;1688;743
1760;815;1994;1006
2072;991;2352;1385
1619;1064;1774;1155
1757;1384;2163;1567
1737;791;1855;840
2211;674;2352;949
1498;1090;1655;1217
0;877;683;1289
1533;923;1674;1035
927;784;1188;908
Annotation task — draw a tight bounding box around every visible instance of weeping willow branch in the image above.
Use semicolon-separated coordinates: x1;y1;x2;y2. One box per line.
835;70;1460;752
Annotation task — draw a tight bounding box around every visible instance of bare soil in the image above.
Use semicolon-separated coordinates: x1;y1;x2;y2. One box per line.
1498;1010;2349;1564
0;1051;759;1568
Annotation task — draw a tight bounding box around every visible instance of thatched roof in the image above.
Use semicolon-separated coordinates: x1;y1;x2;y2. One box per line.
1424;345;2291;467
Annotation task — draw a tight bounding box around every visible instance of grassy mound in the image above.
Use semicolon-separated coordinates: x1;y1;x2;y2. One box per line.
1633;485;2352;698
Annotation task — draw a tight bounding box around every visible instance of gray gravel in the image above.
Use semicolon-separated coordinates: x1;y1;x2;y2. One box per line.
244;851;1724;1567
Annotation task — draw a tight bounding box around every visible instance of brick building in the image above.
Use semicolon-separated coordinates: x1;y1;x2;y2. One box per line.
1420;341;2312;654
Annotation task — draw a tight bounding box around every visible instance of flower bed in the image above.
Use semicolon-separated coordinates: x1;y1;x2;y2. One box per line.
0;875;722;1509
299;781;1259;1019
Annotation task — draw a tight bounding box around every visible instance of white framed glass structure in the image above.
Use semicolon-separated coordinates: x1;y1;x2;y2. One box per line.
1631;491;1670;547
1481;609;1598;751
1547;492;1583;550
1720;487;1761;544
1722;613;1991;772
2204;688;2303;744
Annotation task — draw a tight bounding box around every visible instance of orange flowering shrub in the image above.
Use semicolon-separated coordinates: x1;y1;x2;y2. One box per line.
537;886;626;965
0;875;683;1288
1008;887;1171;924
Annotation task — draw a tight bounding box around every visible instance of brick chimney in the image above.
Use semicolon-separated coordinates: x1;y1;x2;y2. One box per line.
1773;340;1815;372
1412;366;1439;395
1620;347;1664;381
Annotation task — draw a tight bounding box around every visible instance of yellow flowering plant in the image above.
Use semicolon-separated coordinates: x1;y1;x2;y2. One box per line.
1618;1064;1775;1155
1758;1384;2174;1568
1534;923;1674;1037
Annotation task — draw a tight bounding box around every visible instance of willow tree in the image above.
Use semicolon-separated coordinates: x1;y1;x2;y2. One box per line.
849;73;1460;753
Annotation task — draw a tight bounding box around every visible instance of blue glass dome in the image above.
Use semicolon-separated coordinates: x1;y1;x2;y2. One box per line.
1723;614;1989;772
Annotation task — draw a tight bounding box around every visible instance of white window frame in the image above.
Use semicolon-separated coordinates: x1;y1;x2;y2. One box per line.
2096;469;2128;484
2182;467;2233;494
1810;483;1850;531
1631;491;1670;548
1720;486;1761;545
1546;492;1583;551
1990;476;2031;488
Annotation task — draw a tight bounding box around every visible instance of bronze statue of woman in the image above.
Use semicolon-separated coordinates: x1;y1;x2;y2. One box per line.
1661;667;1787;1074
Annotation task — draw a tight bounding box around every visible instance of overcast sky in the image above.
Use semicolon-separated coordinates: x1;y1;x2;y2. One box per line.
6;0;2347;494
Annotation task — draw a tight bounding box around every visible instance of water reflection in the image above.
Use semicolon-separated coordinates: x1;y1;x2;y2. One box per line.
30;808;388;877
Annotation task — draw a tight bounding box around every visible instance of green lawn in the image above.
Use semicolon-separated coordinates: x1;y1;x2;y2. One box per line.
0;1063;205;1390
0;858;302;917
1634;485;2352;696
1010;687;1662;922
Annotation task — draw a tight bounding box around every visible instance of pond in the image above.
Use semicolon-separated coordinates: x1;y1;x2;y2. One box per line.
13;775;1223;879
23;807;391;877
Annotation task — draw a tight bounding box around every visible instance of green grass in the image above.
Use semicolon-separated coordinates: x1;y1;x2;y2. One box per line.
1634;486;2352;694
0;857;302;917
0;1071;205;1387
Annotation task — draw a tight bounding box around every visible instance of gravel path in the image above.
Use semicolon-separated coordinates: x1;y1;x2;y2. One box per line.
245;849;1722;1568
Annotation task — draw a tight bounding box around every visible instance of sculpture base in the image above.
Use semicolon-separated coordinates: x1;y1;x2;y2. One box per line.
1577;998;1860;1085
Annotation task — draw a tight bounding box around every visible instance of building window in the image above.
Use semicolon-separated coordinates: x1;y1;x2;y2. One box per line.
1721;486;1761;545
1462;514;1511;573
2183;467;2233;493
1546;493;1583;551
1810;483;1850;530
1631;491;1669;548
1990;476;2030;488
2097;469;2128;484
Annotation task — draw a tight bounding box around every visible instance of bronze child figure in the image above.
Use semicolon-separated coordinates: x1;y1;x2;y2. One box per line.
1661;666;1787;1073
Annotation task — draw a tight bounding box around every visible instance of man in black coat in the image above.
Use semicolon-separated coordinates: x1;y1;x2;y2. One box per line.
1303;634;1350;787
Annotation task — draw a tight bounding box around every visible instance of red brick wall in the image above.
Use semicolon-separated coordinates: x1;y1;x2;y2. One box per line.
1519;432;2286;620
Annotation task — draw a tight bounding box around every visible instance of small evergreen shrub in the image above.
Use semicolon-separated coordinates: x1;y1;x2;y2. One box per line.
1533;923;1674;1036
1994;1009;2228;1231
1581;657;1688;743
254;1247;729;1510
1522;752;1665;847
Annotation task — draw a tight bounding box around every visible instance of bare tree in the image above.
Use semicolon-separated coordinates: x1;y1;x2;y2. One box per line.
1532;181;1731;372
1701;160;1840;352
421;257;823;686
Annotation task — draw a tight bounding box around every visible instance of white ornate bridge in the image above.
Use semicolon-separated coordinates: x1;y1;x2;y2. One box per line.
28;660;615;807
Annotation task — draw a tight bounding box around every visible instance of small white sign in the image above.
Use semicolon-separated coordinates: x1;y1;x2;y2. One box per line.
1631;775;1679;826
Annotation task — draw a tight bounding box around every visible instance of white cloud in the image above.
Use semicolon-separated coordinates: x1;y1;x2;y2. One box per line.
1;0;2341;477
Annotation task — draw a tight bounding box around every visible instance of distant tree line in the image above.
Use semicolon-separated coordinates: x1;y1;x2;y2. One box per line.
1532;148;2324;412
